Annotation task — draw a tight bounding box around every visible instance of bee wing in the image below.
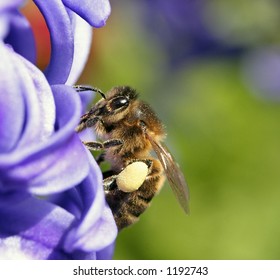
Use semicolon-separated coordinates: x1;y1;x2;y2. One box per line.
146;133;190;214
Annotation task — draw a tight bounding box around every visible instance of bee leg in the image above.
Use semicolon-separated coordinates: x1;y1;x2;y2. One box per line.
103;139;123;149
82;141;103;151
84;116;100;129
139;158;165;194
103;159;155;194
83;139;123;151
73;86;106;131
103;174;118;191
117;159;164;229
75;115;101;132
104;159;165;230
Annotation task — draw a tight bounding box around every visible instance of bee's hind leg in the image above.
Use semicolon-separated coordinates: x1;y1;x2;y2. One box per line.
103;174;119;192
102;159;152;193
104;159;164;231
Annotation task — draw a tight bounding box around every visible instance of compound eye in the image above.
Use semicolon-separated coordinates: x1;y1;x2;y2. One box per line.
111;97;129;110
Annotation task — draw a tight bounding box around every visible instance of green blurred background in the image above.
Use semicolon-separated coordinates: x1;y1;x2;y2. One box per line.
28;0;280;259
80;0;280;259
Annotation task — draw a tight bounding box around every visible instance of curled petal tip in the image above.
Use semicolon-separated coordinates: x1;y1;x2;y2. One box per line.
62;0;111;28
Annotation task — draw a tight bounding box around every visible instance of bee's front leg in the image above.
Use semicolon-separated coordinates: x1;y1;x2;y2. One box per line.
75;115;101;132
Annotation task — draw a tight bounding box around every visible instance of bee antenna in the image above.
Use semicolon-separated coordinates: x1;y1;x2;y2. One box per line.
96;88;106;99
73;85;106;99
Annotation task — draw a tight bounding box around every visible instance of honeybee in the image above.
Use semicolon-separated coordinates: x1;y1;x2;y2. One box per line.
75;85;189;230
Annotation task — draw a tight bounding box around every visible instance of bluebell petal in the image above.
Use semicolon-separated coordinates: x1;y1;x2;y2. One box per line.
0;192;75;259
0;0;25;11
63;152;117;252
0;43;25;152
0;0;25;10
96;243;115;260
47;151;117;256
0;14;9;39
4;11;36;64
63;0;111;27
48;187;83;219
33;0;74;84
0;0;116;260
12;49;55;148
0;51;89;195
0;192;102;259
66;13;92;85
32;0;110;84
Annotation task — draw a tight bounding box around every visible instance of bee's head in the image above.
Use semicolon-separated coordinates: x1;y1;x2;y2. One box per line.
91;86;137;123
90;86;165;140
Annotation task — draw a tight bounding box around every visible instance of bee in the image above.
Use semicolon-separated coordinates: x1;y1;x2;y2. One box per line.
75;85;189;230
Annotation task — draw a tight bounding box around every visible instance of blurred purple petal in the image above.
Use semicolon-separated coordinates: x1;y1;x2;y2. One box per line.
63;0;111;27
0;1;25;38
141;0;243;68
0;0;25;12
242;47;280;100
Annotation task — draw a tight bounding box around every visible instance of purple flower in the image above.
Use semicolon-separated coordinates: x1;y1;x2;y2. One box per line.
4;0;111;85
0;0;117;259
242;47;280;101
140;0;244;69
